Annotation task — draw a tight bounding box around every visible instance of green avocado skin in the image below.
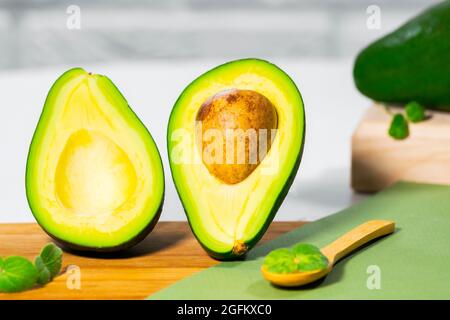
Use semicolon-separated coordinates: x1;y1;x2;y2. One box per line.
353;1;450;110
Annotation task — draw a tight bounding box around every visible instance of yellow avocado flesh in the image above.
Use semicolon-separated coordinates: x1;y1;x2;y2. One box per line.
26;69;164;249
168;59;304;256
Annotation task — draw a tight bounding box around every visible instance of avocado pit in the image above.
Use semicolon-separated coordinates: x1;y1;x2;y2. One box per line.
196;89;278;184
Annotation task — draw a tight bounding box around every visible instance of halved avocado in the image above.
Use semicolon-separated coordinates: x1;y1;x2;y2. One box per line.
167;59;305;260
26;68;164;252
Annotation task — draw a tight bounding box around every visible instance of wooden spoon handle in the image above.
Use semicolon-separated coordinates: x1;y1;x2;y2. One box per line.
321;220;395;265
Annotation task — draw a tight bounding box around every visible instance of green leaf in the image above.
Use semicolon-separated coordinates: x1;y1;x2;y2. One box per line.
35;256;52;285
263;248;297;274
405;101;426;123
292;243;322;256
389;113;409;140
292;243;329;272
263;243;329;274
35;243;62;284
0;256;38;293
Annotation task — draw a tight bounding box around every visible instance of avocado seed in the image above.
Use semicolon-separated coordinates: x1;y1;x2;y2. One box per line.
196;89;278;184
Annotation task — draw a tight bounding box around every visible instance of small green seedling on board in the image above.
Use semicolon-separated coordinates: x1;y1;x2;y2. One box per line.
389;113;409;140
0;243;63;293
263;243;328;274
35;243;63;285
387;101;428;140
0;256;38;293
405;101;426;123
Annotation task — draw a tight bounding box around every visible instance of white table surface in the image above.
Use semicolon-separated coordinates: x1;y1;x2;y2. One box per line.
0;58;370;223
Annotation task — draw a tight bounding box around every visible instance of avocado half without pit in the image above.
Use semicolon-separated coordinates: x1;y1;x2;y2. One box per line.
168;59;305;260
26;68;164;252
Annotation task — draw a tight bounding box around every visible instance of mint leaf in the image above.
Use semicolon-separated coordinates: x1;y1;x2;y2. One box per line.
292;243;322;255
0;256;38;293
35;256;52;285
292;243;329;272
405;101;426;123
0;244;63;292
263;248;297;274
263;243;328;274
34;243;62;285
389;113;409;140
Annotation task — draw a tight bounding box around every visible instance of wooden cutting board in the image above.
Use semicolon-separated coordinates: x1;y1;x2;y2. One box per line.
0;221;303;300
352;104;450;192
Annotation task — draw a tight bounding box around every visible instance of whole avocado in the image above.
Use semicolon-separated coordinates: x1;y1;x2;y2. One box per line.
354;1;450;110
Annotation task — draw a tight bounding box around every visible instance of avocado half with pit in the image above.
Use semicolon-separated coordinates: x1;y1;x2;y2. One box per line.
167;59;305;260
26;68;164;252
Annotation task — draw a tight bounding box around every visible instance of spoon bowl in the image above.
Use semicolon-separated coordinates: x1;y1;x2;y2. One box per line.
261;220;395;287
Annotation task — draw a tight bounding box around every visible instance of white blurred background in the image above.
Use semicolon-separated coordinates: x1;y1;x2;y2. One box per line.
0;0;438;222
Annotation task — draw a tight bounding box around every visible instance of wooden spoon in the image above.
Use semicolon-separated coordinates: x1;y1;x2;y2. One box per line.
261;220;395;287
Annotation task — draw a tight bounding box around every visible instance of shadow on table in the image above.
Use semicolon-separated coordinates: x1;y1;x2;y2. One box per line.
57;222;190;259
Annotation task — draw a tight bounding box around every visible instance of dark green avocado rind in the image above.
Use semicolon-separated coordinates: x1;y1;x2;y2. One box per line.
353;1;450;110
167;58;306;260
26;68;165;253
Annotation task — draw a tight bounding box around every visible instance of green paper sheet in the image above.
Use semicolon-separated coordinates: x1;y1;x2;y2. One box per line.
149;182;450;299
